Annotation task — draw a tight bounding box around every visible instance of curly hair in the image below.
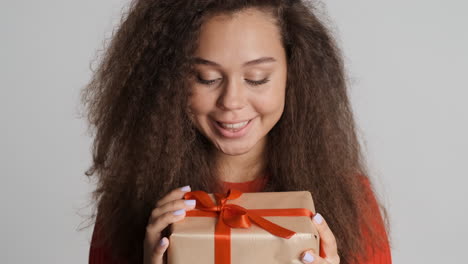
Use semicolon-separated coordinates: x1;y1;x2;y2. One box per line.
80;0;391;263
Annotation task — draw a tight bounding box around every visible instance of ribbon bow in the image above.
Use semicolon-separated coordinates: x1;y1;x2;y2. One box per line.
184;189;314;264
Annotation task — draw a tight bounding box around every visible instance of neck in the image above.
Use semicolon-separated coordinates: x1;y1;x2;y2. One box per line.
215;137;267;183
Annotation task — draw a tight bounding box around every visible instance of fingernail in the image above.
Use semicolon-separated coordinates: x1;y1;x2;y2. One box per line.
313;213;323;224
159;237;168;247
302;252;315;263
180;185;191;192
173;209;186;215
184;199;196;206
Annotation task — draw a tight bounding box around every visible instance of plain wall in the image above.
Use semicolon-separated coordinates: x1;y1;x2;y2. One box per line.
1;0;467;263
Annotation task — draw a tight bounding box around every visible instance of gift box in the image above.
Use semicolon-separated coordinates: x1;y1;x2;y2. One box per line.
167;189;320;264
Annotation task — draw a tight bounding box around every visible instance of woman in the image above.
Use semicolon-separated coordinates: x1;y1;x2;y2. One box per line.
82;0;392;263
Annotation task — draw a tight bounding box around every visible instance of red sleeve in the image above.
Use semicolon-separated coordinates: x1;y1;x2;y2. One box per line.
89;222;125;264
357;176;392;264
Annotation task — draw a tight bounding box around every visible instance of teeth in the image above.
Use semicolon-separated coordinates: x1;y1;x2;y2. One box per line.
219;120;249;129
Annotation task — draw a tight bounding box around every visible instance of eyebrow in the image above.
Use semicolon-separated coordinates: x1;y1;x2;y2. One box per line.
192;56;277;67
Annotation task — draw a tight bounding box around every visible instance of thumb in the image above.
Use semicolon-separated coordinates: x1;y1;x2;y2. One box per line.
301;249;326;264
153;237;169;264
301;250;315;263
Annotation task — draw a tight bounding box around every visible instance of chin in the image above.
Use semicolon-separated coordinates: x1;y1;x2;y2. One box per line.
216;142;254;156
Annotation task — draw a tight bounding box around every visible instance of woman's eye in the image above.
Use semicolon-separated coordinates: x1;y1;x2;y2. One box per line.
196;76;219;86
246;78;270;86
196;76;270;86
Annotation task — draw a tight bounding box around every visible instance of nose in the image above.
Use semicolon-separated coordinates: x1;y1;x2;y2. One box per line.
216;78;247;111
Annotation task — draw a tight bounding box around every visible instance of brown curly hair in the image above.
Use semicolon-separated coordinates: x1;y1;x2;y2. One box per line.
79;0;392;263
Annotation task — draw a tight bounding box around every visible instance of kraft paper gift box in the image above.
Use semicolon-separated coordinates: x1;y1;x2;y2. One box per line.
167;189;320;264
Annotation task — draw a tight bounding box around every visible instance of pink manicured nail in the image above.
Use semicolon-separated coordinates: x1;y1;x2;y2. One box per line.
302;252;315;263
159;237;168;247
313;213;323;224
173;209;186;215
184;199;196;206
180;185;191;192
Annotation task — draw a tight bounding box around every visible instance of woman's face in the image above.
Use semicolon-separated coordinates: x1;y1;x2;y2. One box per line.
188;8;287;156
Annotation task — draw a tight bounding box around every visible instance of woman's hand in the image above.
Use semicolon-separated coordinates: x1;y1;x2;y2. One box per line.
143;185;196;264
300;213;340;264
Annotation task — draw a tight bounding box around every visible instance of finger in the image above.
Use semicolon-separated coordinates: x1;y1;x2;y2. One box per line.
156;185;191;208
312;213;338;259
152;237;169;264
145;209;186;246
150;198;197;220
300;250;329;264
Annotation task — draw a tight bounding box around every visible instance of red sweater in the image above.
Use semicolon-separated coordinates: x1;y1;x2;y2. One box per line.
89;177;392;263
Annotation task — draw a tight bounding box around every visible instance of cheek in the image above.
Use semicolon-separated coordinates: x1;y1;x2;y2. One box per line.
188;92;213;115
255;87;286;117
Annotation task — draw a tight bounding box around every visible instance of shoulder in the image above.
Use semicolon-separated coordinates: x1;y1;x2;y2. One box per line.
355;174;393;263
89;219;127;264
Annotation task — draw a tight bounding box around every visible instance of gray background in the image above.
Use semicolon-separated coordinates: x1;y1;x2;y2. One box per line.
1;0;467;263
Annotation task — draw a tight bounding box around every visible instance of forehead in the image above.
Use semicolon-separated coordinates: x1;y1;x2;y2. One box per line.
194;8;285;68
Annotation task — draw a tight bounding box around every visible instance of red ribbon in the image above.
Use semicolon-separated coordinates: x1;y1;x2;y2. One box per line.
184;189;315;264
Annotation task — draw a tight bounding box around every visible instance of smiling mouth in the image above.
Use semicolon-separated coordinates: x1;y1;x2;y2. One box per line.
217;120;249;129
214;118;253;133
